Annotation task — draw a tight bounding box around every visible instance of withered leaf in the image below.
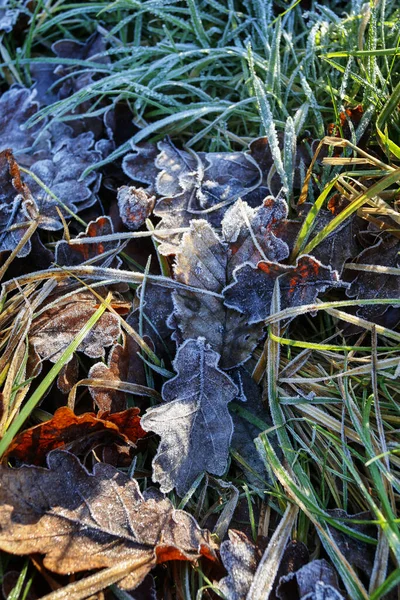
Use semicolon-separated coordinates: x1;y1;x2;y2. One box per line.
55;216;122;267
276;559;344;600
122;142;159;191
141;337;238;496
229;368;270;488
221;197;289;278
0;86;43;154
52;32;110;102
26;128;102;230
5;406;145;465
346;237;400;319
218;530;259;600
30;294;121;363
172;220;263;369
224;256;340;324
0;450;216;590
89;337;147;412
117;185;156;231
153;139;262;255
0;149;37;257
295;202;362;275
326;509;376;575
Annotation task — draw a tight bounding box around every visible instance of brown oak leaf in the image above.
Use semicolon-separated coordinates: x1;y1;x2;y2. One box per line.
5;406;146;465
0;450;216;591
30;294;121;363
88;337;147;412
55;215;122;267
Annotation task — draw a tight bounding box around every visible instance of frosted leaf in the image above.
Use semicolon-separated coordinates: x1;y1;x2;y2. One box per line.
26;130;102;229
122;143;159;191
218;530;259;600
30;294;121;363
172;220;263;368
221;197;289;277
0;450;216;588
224;256;341;324
277;560;344;600
141;338;238;496
117;186;155;230
52;32;110;101
0;149;37;257
153;138;262;255
0;86;43;154
346;237;400;319
55;216;121;267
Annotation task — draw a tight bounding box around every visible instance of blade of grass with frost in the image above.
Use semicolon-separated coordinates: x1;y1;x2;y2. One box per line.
247;504;298;600
248;47;288;192
82;104;230;176
0;295;113;458
283;116;296;199
266;19;282;100
299;73;325;139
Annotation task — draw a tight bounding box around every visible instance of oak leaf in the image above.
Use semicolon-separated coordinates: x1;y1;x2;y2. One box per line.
0;450;216;590
30;293;121;363
223;256;340;324
218;530;260;600
0;149;37;257
172;220;263;368
153;139;262;255
276;559;344;600
5;406;145;466
55;216;122;267
141;337;238;496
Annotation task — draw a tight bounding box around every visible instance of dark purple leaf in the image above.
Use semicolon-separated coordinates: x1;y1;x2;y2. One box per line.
224;256;341;324
0;86;43;154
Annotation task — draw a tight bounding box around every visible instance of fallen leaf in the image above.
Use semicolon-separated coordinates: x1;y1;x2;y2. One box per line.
55;216;122;267
117;185;156;230
153;139;262;254
229;367;270;487
57;353;79;393
89;337;147;412
122;142;159;191
0;149;37;257
271;541;309;600
30;293;121;363
218;530;260;600
276;559;344;600
326;509;376;575
345;236;400;319
0;450;216;590
0;86;43;154
52;32;110;102
5;406;146;465
224;255;341;324
141;337;238;496
26;127;102;230
221;197;289;278
171;220;263;368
